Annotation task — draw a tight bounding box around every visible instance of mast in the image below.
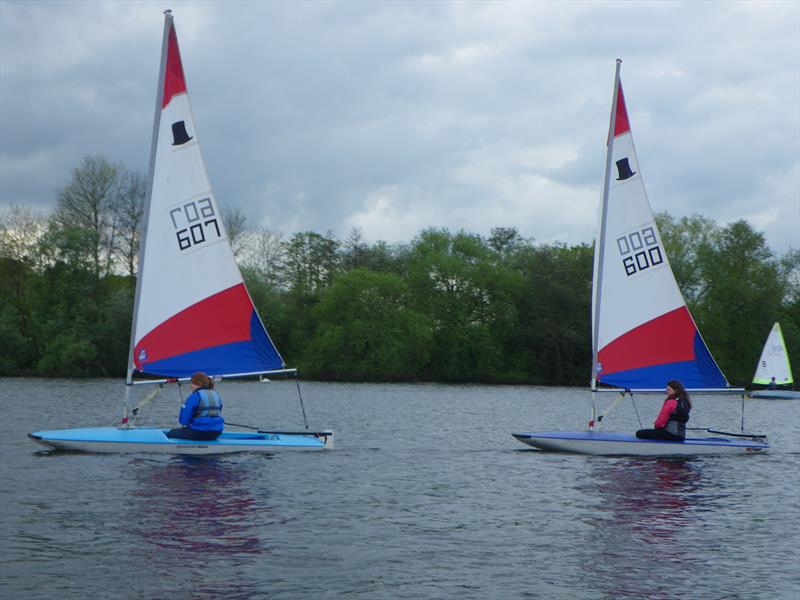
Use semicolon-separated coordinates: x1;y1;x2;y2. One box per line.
591;59;622;391
588;59;621;430
125;11;172;391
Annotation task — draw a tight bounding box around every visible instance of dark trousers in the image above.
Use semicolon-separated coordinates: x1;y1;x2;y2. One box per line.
165;427;222;441
635;428;684;441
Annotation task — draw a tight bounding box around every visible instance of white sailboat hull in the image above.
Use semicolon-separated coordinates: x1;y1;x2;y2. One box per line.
29;427;333;454
512;431;768;456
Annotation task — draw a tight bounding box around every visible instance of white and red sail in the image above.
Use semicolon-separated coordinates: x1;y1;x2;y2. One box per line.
591;61;728;391
128;13;283;379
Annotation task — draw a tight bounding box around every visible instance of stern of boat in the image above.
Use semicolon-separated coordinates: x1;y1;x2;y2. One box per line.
317;430;334;450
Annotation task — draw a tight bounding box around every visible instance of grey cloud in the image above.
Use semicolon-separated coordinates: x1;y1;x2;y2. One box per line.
1;0;797;253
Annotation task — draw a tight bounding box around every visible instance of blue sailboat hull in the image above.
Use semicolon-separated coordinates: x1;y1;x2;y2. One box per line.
512;430;768;456
29;427;332;454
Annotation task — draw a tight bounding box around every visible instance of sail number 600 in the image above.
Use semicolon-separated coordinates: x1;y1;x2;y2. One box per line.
170;198;222;251
616;226;663;277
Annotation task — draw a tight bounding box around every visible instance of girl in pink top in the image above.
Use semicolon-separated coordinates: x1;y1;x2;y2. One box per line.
635;380;692;441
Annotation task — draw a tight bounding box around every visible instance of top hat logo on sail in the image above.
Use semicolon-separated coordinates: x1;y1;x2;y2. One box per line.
171;120;193;145
615;157;636;180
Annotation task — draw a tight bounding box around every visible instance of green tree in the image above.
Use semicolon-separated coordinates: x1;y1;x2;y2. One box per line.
279;231;340;360
509;242;593;384
340;228;370;271
340;228;404;275
656;212;718;305
694;220;787;384
10;156;146;377
771;249;800;384
305;269;432;381
0;205;47;373
3;150;797;387
115;170;146;279
405;228;516;381
282;231;340;294
35;334;99;378
488;226;526;258
53;155;120;280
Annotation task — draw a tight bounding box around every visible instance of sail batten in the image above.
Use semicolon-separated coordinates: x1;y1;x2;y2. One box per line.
129;12;284;380
592;64;730;392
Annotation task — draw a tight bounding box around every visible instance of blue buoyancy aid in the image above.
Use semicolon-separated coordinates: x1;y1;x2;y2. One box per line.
180;389;224;432
194;389;222;418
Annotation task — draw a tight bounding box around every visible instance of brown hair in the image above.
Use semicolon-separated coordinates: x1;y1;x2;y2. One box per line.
190;371;214;390
667;379;691;407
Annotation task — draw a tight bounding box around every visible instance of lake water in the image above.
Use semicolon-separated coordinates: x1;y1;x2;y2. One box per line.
1;378;799;599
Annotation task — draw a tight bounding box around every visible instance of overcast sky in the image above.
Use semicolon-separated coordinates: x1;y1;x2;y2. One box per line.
1;0;798;253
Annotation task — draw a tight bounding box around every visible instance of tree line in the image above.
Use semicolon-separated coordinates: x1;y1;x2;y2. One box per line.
1;155;798;386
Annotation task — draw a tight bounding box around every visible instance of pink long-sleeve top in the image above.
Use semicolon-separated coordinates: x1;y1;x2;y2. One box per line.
654;398;678;429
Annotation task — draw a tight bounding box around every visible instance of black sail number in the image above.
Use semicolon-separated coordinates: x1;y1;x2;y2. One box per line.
170;198;222;251
616;226;663;277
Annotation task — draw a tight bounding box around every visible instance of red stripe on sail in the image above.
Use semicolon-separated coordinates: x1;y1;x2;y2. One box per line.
613;83;631;137
598;307;696;376
162;24;187;108
134;284;254;369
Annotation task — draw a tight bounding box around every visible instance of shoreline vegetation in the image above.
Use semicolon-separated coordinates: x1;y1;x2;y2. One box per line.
2;155;798;385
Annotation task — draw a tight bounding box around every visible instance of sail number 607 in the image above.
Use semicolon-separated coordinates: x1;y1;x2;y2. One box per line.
169;198;222;251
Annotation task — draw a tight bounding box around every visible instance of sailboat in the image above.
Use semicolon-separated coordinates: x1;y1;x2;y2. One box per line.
29;12;332;454
749;322;800;399
512;61;768;456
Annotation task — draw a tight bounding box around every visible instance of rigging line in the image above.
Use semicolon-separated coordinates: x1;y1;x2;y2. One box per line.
294;372;309;430
628;389;643;429
740;390;745;432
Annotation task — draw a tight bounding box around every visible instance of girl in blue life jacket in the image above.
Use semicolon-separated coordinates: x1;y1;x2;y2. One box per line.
166;371;224;440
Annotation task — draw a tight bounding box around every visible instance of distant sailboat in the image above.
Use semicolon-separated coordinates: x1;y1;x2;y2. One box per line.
513;60;768;455
749;322;800;399
30;11;332;453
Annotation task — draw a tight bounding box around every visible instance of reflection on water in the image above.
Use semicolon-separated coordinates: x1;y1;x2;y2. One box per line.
580;458;705;600
125;456;274;598
125;456;276;598
129;456;271;555
595;458;701;536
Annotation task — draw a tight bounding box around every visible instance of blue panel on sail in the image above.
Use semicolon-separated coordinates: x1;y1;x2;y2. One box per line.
691;332;728;388
138;312;283;378
600;333;728;390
